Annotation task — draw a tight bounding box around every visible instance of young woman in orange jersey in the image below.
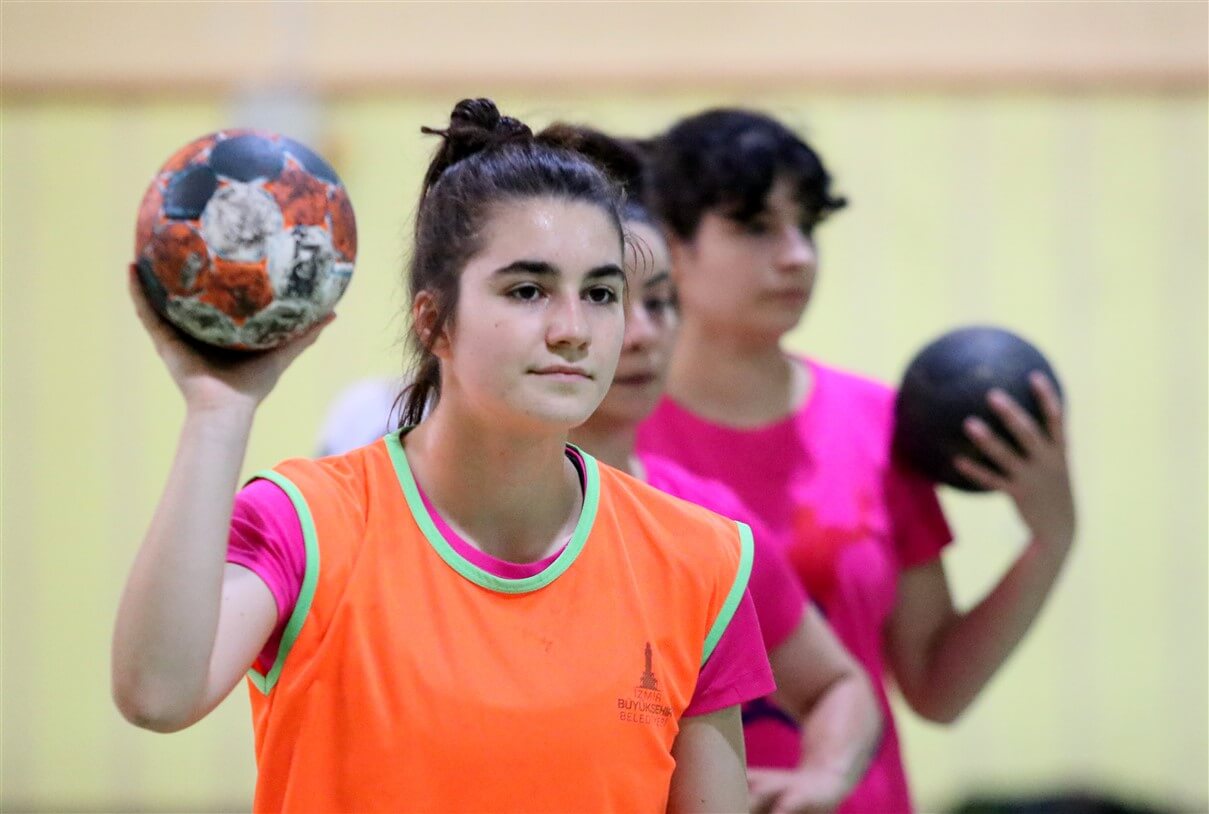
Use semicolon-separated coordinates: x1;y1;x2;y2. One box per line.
113;99;773;813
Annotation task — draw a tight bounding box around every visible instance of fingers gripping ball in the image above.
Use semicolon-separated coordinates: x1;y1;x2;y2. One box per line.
893;326;1063;492
133;130;357;350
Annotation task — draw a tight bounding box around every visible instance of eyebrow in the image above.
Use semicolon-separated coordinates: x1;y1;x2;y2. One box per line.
492;260;625;283
642;271;671;290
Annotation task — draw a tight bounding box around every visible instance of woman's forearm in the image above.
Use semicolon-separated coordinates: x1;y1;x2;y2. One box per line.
111;402;255;730
795;669;882;793
896;537;1073;724
753;608;884;812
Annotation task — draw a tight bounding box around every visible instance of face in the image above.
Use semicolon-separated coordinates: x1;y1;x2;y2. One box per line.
670;175;819;343
428;196;626;432
587;219;678;428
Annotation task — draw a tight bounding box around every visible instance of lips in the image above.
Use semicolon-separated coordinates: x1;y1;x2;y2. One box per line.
530;365;592;379
765;288;809;301
612;372;656;386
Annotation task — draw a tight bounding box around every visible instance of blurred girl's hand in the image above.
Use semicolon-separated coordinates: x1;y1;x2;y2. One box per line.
128;264;334;414
748;766;846;814
954;372;1076;554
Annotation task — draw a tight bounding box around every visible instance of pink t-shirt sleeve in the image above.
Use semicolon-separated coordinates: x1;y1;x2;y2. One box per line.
884;457;954;569
683;589;776;717
226;478;307;673
641;454;807;654
747;529;808;652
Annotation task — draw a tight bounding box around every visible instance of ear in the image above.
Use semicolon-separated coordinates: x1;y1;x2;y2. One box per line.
412;291;452;359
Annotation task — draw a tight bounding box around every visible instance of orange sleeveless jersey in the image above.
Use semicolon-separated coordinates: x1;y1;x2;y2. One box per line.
244;434;754;813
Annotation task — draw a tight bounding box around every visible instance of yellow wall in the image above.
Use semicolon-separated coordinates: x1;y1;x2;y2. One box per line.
2;89;1206;810
5;3;1205;90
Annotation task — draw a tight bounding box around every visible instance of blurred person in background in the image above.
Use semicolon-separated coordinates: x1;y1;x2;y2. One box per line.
317;121;886;813
112;98;771;813
316;375;405;456
548;122;884;813
637;108;1077;814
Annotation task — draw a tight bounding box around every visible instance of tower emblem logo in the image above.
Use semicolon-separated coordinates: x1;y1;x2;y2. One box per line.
639;641;659;691
618;641;672;727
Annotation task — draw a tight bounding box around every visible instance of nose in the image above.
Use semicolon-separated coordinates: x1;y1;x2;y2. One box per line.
546;295;590;353
622;299;657;353
777;226;817;274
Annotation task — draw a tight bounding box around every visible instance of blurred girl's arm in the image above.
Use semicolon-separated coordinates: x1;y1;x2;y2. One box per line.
747;606;882;814
887;374;1075;724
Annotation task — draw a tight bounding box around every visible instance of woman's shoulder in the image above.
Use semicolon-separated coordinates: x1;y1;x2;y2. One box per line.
805;357;897;407
596;460;749;570
640;453;750;523
797;356;900;438
264;439;396;509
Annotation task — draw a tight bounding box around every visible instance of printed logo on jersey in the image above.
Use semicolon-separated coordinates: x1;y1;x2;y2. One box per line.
618;642;672;727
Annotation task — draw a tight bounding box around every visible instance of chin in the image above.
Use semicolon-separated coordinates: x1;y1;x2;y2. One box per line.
762;309;807;337
524;395;607;431
737;320;799;347
731;304;803;337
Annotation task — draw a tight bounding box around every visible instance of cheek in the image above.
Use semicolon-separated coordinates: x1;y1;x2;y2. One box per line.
592;311;626;373
697;240;761;288
685;258;745;309
724;243;770;283
604;311;627;354
451;316;512;372
652;322;677;364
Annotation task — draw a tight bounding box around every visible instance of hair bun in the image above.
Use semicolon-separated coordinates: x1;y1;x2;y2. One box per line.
450;98;531;140
490;115;531;142
449;98;501;131
420;98;535;195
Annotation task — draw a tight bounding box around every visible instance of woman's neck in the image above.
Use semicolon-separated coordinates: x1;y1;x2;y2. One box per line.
570;418;641;478
667;316;811;427
404;403;582;564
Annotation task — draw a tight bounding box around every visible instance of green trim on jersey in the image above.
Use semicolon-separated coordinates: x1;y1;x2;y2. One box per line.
701;521;754;666
246;470;321;695
385;431;599;595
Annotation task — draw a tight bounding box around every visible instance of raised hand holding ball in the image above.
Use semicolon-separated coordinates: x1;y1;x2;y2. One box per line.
893;326;1063;492
134;130;356;351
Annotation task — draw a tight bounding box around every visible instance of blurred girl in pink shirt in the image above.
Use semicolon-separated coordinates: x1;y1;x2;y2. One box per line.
550;124;883;814
637;109;1077;813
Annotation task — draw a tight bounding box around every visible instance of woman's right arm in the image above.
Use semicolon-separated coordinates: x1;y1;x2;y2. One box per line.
668;704;750;814
111;267;330;732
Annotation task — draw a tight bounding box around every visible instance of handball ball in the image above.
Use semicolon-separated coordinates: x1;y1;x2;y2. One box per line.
134;130;356;350
892;326;1063;492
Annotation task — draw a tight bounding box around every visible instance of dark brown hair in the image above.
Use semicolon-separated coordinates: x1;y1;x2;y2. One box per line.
538;123;655;226
399;99;625;426
648;108;847;240
537;122;672;285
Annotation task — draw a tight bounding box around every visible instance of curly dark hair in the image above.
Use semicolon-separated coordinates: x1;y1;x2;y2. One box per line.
648;108;847;240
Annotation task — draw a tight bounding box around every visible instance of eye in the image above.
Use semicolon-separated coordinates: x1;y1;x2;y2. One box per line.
800;206;829;236
743;219;772;236
507;283;544;302
643;297;676;320
585;285;620;305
